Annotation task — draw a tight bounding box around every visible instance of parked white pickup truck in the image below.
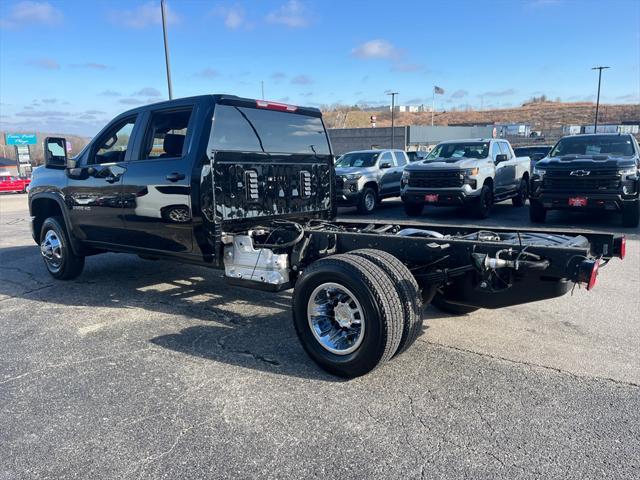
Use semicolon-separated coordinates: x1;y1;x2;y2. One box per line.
400;138;530;218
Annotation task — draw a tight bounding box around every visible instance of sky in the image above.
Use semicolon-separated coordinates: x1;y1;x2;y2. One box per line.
0;0;639;136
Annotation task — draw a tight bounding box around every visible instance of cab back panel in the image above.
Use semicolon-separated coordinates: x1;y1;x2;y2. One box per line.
213;151;332;222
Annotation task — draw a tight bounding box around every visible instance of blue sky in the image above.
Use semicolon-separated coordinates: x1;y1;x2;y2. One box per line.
1;0;639;136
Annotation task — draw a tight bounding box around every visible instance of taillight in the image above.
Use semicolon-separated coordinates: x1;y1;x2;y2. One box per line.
578;259;599;290
613;236;626;260
256;100;298;112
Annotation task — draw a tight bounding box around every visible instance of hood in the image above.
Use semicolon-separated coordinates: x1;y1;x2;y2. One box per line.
406;157;485;171
536;154;636;170
335;166;373;176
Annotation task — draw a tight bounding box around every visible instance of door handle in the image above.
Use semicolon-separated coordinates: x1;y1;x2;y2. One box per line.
166;172;185;182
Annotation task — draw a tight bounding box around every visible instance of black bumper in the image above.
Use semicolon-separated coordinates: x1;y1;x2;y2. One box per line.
337;190;363;206
530;180;638;212
401;189;479;206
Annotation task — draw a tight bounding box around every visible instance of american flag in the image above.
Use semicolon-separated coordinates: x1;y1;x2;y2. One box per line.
434;86;445;95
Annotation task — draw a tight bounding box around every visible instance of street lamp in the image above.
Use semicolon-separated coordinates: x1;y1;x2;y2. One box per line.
591;66;610;132
161;0;173;99
387;92;398;149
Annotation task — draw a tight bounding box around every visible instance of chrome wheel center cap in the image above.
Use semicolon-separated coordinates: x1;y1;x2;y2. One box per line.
334;302;354;328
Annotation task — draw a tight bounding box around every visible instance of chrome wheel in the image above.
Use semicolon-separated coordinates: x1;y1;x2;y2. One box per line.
167;206;190;223
41;230;62;270
364;191;376;212
307;282;365;355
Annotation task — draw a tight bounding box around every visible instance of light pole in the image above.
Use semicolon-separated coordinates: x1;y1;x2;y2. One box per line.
387;92;398;149
161;0;173;99
591;66;609;132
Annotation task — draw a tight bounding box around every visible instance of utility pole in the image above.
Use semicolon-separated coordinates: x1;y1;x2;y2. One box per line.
161;0;173;99
261;81;265;100
387;92;398;148
591;66;609;132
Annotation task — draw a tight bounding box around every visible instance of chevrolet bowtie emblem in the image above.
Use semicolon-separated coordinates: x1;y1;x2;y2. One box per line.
569;170;591;176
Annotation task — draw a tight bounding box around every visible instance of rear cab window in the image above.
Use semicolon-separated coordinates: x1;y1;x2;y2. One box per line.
141;107;193;160
210;104;330;155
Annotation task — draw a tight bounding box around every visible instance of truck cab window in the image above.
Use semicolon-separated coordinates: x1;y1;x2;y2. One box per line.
92;117;136;164
491;142;502;161
143;108;193;159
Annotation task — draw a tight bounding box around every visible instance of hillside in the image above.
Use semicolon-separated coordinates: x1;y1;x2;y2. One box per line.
323;102;640;131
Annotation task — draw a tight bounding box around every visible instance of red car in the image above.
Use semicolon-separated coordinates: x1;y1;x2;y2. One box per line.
0;174;30;193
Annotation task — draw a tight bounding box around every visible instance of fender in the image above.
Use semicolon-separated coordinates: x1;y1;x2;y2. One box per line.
29;191;84;256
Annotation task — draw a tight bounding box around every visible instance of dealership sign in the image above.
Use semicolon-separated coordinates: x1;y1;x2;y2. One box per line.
5;133;37;145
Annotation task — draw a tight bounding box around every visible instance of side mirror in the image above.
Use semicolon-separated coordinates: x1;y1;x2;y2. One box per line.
380;162;392;169
44;137;67;169
495;154;508;164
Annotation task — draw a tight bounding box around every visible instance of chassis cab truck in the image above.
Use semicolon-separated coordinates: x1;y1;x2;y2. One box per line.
30;95;626;378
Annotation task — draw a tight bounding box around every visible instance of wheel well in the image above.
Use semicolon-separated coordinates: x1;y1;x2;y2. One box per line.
522;172;530;182
363;181;378;194
483;177;494;190
31;198;63;239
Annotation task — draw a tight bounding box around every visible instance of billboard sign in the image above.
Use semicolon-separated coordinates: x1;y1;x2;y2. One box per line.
5;133;37;145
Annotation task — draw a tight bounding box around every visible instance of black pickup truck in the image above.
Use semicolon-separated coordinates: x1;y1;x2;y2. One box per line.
530;134;640;227
30;95;626;377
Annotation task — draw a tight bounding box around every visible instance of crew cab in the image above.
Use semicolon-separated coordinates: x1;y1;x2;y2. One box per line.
0;173;30;193
401;139;530;218
335;149;408;214
29;95;625;378
530;134;640;228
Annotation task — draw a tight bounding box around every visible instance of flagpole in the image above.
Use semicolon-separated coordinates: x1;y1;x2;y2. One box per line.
431;87;435;126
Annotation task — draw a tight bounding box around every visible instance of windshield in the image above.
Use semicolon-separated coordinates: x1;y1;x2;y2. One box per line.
549;135;634;157
336;151;380;168
426;142;490;160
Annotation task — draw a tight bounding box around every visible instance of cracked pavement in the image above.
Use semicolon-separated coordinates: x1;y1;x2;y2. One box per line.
1;194;639;479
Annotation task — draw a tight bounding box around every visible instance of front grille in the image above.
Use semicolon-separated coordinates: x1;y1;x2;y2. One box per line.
408;170;464;189
543;170;621;191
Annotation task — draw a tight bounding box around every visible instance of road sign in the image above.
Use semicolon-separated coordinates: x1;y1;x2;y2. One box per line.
5;133;37;145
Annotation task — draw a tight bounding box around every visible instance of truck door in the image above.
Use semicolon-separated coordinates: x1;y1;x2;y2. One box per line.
66;115;139;244
119;105;195;253
498;142;518;193
492;141;512;196
391;151;408;195
378;151;397;195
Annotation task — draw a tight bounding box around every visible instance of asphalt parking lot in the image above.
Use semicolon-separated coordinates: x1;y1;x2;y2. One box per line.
1;193;639;479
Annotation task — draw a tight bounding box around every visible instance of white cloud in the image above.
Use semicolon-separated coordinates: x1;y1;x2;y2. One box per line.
352;39;402;60
213;5;247;29
0;1;63;28
110;1;180;29
133;87;162;97
266;0;310;28
195;68;219;79
26;57;59;69
451;89;468;99
390;63;423;73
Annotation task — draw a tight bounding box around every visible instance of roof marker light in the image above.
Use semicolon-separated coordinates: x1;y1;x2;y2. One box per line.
256;100;298;112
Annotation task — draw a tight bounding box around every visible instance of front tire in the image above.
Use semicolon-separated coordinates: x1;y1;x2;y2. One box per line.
512;178;528;207
357;187;377;214
622;201;640;228
40;216;85;280
529;200;547;223
472;184;493;219
404;202;424;217
292;254;403;378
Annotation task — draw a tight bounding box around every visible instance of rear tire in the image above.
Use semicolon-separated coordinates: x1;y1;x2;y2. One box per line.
350;249;423;356
432;292;479;315
512;178;528;207
404;202;424;217
40;216;85;280
622;201;640;228
357;188;377;214
529;200;547;223
473;184;493;219
292;254;403;378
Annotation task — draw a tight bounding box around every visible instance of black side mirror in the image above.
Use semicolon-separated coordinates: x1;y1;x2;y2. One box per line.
44;137;67;169
495;154;507;164
380;162;392;169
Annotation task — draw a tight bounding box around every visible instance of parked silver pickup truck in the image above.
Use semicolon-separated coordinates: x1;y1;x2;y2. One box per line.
401;138;530;218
